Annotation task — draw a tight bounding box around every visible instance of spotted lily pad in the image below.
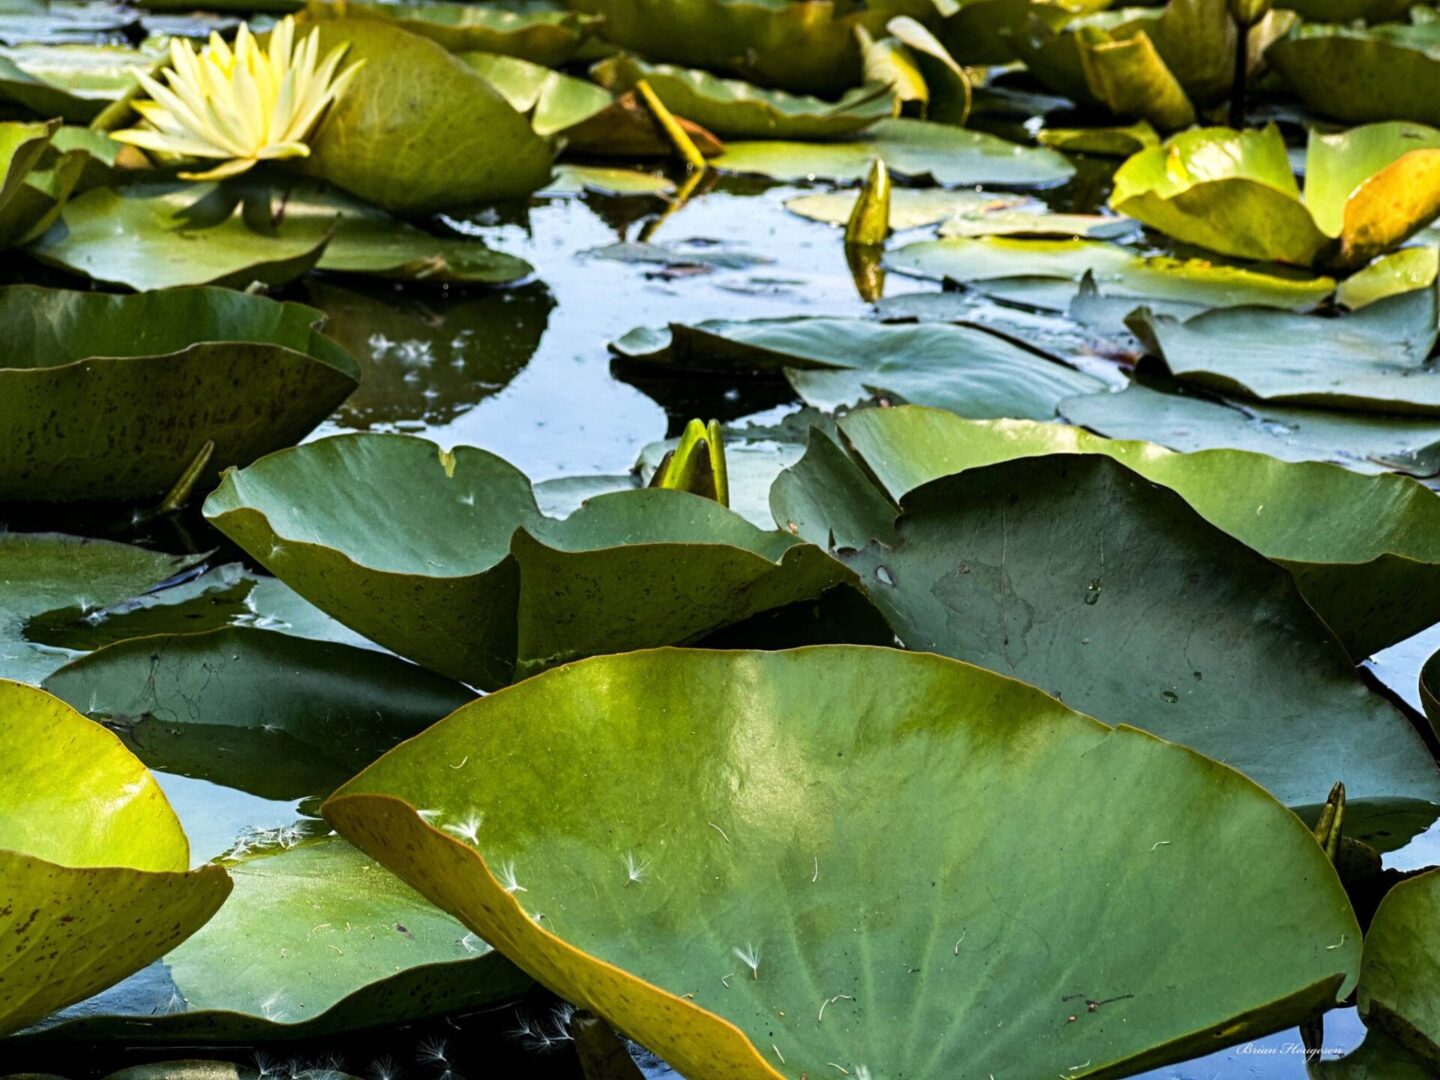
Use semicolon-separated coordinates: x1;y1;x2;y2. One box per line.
590;54;892;139
323;646;1362;1080
0;286;359;502
821;453;1440;818
712;117;1075;186
799;406;1440;657
203;433;856;688
0;680;231;1037
611;316;1105;418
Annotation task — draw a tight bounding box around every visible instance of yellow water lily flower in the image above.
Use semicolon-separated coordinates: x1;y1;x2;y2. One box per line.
113;17;363;181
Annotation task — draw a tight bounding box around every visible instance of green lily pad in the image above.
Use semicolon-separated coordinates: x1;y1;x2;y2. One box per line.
301;19;555;215
569;0;937;95
0;533;203;684
810;406;1440;657
1352;868;1440;1067
1037;119;1161;156
41;627;475;803
712;117;1075;186
323;646;1361;1079
0;130;83;249
32;179;532;289
540;163;675;197
16;834;529;1043
612;316;1105;418
28;183;330;291
1128;282;1440;414
1059;382;1440;477
0;41;164;123
829;453;1440;816
886;235;1337;309
0;285;359;502
203;433;855;688
1312;1030;1437;1079
308;0;601;66
460;51;612;137
1338;246;1440;310
1271;20;1440;129
1110;123;1440;270
590;54;892;139
0;680;232;1037
0;119;67;246
784;186;1132;238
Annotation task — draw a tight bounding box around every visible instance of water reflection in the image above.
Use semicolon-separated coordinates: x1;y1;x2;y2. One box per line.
305;278;555;432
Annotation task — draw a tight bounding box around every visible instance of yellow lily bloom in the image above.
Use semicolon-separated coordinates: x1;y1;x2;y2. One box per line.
113;17;363;182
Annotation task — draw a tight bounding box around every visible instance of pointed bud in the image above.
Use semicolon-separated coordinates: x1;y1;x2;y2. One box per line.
845;158;891;248
650;418;729;507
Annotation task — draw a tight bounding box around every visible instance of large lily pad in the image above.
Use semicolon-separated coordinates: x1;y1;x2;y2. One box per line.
300;19;555;214
16;835;529;1042
807;406;1440;657
0;533;203;684
203;433;855;688
1352;867;1440;1066
0;680;231;1037
0;285;359;502
590;54;892;139
0;41;165;123
309;0;601;65
569;0;936;95
1271;20;1440;129
711;117;1075;186
825;454;1440;816
611;316;1105;418
323;646;1361;1079
1128;282;1440;414
1060;382;1440;477
41;627;475;803
1110;123;1440;270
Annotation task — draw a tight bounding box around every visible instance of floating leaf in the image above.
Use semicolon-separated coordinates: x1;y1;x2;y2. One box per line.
784;186;1131;238
0;285;358;502
590;55;891;139
0;41;165;123
540;163;675;197
886;235;1336;309
1128;282;1440;414
461;50;612;136
18;835;529;1042
1338;246;1440;309
1352;868;1440;1066
0;680;231;1037
203;434;855;688
569;0;937;95
300;19;555;214
612;316;1104;418
711;117;1074;186
324;646;1361;1080
308;0;601;65
42;626;474;803
825;455;1440;815
1037;119;1160;156
811;406;1440;657
1060;382;1440;477
0;533;203;684
1271;20;1440;129
1111;122;1440;270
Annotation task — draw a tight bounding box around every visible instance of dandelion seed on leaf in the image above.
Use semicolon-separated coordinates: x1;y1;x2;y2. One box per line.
113;16;364;181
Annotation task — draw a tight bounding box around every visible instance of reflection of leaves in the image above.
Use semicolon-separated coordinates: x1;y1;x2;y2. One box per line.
304;279;554;430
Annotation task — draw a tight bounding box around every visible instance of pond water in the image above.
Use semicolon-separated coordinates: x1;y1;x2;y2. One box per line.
6;158;1435;1078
